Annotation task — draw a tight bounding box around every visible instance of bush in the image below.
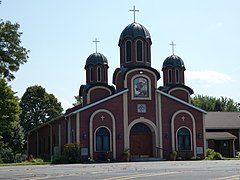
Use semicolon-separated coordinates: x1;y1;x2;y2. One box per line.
63;143;82;163
0;147;28;163
0;147;15;163
205;148;223;160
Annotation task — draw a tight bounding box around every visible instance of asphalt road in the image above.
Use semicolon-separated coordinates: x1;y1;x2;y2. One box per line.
0;160;240;180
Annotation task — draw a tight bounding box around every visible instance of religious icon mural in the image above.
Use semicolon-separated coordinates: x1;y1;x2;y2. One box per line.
134;77;148;97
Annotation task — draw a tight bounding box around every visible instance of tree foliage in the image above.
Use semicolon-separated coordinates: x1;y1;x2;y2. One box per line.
0;19;29;81
191;95;240;112
20;85;63;133
0;78;24;153
72;95;83;106
0;78;21;137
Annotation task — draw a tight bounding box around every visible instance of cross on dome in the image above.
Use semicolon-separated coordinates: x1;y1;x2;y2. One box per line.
92;38;100;53
169;41;176;55
129;5;139;23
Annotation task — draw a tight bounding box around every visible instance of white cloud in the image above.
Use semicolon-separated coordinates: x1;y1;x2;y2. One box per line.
185;70;233;84
56;96;73;111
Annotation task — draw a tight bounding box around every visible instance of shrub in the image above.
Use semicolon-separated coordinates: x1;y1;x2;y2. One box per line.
205;148;223;160
0;147;15;163
63;143;82;163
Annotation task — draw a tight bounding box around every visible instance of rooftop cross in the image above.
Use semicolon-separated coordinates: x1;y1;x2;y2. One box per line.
92;38;100;53
129;5;139;23
169;41;176;55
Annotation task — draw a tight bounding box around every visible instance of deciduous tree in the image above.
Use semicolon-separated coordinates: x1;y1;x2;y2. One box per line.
191;95;239;112
20;85;63;133
0;19;29;81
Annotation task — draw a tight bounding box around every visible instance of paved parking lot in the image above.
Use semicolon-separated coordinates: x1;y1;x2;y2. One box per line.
0;160;240;180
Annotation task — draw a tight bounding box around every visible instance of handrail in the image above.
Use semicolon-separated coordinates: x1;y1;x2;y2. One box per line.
155;147;169;158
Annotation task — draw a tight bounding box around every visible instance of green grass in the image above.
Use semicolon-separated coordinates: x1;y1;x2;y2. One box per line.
0;160;51;166
223;157;240;160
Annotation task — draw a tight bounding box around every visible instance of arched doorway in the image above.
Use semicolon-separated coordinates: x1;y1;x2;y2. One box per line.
130;123;153;157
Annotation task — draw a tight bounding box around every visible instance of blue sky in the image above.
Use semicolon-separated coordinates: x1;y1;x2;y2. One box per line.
1;0;240;110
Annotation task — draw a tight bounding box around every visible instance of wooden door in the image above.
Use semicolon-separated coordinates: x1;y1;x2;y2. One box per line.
130;123;152;156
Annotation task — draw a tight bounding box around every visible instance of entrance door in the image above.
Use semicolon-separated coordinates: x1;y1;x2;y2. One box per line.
130;123;152;156
215;140;230;158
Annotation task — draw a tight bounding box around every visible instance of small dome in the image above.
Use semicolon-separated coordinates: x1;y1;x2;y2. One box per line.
85;52;108;67
119;22;151;43
162;55;185;70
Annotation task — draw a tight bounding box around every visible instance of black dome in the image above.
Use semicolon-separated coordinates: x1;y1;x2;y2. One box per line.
119;22;151;43
85;52;108;67
162;55;185;70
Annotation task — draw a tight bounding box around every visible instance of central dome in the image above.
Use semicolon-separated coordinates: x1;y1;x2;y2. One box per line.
119;22;151;43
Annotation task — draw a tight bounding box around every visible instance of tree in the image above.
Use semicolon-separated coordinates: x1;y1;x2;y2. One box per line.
0;19;29;81
72;95;83;106
0;78;24;153
191;95;239;112
20;85;63;133
0;78;21;138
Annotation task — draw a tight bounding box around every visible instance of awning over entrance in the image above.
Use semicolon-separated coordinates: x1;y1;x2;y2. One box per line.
206;132;237;140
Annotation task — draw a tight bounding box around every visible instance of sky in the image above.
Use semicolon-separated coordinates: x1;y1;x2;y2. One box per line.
1;0;240;110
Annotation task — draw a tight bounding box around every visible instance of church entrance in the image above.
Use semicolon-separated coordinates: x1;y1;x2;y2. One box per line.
130;123;153;157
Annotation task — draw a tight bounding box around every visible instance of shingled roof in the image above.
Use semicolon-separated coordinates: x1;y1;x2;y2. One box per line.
205;112;240;129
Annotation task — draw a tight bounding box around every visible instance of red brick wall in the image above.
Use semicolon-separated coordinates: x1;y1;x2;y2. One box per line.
161;94;205;159
89;88;111;104
169;89;189;102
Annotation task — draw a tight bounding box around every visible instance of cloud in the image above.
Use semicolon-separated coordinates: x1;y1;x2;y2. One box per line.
185;70;233;84
55;96;73;111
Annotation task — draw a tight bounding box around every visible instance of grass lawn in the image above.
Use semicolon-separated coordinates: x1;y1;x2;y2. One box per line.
0;160;51;166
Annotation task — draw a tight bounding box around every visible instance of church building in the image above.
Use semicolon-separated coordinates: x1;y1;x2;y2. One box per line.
27;7;207;161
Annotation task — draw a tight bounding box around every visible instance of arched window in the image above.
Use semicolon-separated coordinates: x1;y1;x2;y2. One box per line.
96;127;110;152
97;67;101;81
176;69;179;83
146;44;150;63
136;40;143;62
177;128;191;150
126;41;132;62
168;69;172;84
90;67;93;82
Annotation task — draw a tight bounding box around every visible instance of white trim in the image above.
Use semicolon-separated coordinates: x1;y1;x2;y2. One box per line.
87;86;112;104
131;75;152;100
136;39;144;62
123;91;128;149
176;126;193;151
66;89;128;117
156;90;207;114
156;93;163;158
168;87;191;103
171;110;197;157
89;109;116;159
94;126;112;152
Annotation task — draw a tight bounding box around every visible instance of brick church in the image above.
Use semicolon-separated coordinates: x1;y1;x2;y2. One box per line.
28;8;207;161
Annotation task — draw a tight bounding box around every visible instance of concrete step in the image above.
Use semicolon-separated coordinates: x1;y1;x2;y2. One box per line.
130;156;164;162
